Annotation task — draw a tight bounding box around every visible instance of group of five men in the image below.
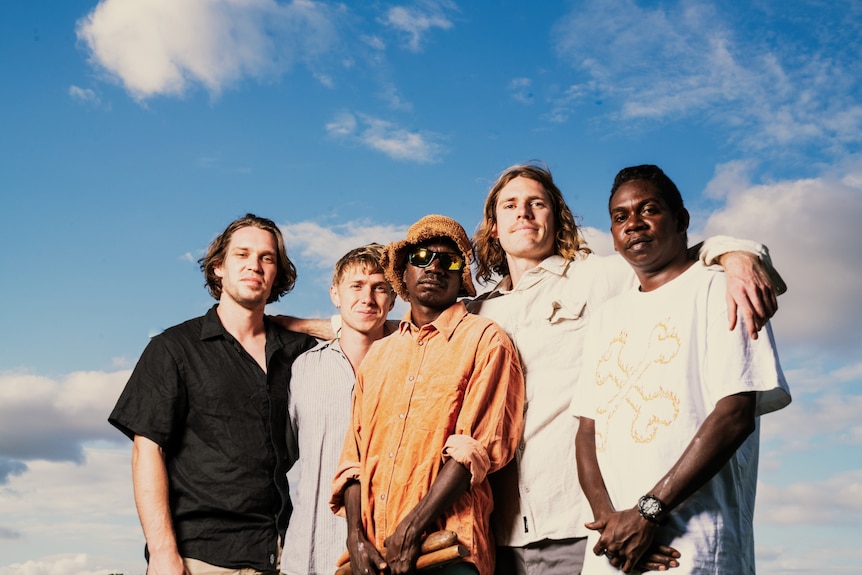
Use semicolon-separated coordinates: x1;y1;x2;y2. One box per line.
110;162;789;575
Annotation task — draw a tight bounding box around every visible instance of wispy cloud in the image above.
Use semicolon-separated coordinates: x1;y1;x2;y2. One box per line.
68;85;100;106
325;111;445;162
75;0;341;100
509;77;534;105
382;1;458;52
550;0;862;153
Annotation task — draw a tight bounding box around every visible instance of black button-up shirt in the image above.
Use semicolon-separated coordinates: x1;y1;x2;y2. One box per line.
109;305;316;570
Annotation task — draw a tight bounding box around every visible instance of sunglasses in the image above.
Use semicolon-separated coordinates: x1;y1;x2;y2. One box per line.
407;248;465;271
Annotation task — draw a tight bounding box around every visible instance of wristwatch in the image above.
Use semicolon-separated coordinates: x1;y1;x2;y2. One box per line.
637;494;666;524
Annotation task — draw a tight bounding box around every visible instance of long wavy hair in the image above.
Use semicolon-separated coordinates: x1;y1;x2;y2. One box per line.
473;162;590;283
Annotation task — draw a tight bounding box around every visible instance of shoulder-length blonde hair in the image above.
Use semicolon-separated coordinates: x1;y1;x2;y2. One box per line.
473;162;590;283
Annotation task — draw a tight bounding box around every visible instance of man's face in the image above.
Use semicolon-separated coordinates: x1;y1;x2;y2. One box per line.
403;239;463;311
610;180;687;274
214;226;278;310
330;264;395;337
492;176;557;266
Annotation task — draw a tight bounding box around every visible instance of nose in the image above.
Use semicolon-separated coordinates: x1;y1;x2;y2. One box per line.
625;212;646;233
245;254;264;272
516;201;533;219
423;256;447;274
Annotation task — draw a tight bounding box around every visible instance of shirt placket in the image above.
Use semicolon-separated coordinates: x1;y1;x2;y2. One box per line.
375;327;431;540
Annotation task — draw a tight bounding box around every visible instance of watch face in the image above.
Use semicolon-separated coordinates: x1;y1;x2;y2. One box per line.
641;497;660;515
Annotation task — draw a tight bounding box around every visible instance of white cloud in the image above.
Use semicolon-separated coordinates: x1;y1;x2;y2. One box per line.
0;370;130;478
757;470;862;527
76;0;340;100
325;112;445;163
0;447;144;575
383;1;457;52
281;219;408;270
701;161;862;355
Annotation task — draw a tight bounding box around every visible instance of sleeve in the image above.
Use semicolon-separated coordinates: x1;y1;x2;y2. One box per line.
329;369;364;517
702;273;792;416
697;235;787;295
108;335;187;448
448;324;525;484
286;353;309;466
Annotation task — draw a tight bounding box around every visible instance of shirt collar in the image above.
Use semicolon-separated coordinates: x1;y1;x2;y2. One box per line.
397;300;469;342
489;255;570;295
200;304;292;362
200;304;227;340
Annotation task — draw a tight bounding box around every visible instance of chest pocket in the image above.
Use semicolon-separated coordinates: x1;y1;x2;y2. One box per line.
546;298;587;325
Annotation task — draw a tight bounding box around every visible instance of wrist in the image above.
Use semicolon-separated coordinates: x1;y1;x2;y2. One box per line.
637;494;668;524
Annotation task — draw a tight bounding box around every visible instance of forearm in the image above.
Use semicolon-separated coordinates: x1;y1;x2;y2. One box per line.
575;419;614;519
382;458;471;575
132;436;183;569
344;481;386;574
649;393;757;513
397;459;470;539
270;315;335;339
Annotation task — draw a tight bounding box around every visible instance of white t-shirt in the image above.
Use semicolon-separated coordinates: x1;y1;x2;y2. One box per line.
570;262;790;574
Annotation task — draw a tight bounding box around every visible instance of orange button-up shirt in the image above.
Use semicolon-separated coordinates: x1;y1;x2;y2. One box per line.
331;301;524;575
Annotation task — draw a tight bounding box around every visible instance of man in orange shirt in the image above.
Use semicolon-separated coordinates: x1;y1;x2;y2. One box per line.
330;215;525;575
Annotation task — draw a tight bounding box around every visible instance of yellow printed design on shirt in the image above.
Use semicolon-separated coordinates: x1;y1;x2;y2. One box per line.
593;320;681;450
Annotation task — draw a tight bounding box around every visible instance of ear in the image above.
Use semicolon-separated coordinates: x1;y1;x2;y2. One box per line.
214;261;224;279
490;221;498;240
677;208;690;234
330;284;340;308
387;292;396;312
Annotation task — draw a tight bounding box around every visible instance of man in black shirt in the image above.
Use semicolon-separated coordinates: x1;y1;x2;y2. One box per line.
110;214;316;575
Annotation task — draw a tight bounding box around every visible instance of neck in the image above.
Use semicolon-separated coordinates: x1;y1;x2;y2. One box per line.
338;325;386;372
410;303;449;327
636;256;695;292
506;254;547;288
216;297;266;340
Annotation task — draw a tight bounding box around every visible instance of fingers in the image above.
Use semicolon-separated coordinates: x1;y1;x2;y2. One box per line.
726;292;739;333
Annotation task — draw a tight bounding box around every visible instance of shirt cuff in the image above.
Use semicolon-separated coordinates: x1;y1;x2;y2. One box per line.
699;235;787;295
443;434;491;486
329;461;360;517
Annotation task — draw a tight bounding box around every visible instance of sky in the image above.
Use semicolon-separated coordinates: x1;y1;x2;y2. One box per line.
1;0;860;573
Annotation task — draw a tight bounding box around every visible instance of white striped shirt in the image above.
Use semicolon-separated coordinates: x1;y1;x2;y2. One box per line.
282;339;355;575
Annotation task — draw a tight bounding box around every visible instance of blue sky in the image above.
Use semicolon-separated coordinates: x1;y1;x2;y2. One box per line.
1;0;860;573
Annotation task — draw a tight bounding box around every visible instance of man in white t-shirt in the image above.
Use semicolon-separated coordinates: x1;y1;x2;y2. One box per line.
571;164;791;574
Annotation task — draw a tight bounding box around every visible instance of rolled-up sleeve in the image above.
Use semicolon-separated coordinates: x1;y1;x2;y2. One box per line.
453;326;525;477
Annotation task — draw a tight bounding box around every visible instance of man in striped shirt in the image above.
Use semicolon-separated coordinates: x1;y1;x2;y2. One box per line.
280;244;396;575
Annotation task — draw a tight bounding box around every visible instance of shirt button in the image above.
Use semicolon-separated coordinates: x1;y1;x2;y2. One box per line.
418;341;424;346
380;493;386;500
269;554;275;565
389;452;395;458
409;376;415;381
399;413;405;419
